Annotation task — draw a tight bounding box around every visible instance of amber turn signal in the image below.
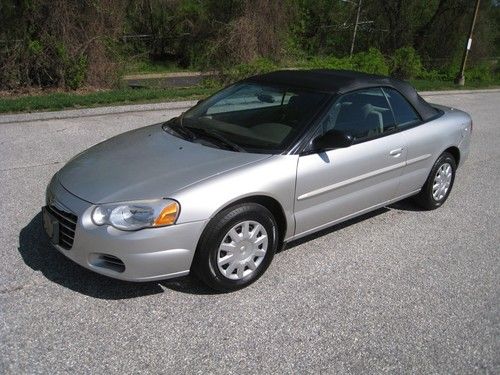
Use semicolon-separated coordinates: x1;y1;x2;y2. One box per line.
153;201;179;226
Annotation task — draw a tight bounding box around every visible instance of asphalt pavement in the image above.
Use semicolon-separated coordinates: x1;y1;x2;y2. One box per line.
0;90;499;374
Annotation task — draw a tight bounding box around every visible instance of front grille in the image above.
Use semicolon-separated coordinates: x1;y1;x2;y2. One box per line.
46;205;78;250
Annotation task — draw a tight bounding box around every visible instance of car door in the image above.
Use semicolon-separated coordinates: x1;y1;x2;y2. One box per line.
294;87;407;237
382;87;442;196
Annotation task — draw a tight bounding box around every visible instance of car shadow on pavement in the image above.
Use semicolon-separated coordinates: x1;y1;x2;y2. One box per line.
19;199;421;299
18;213;217;300
388;198;427;212
282;197;424;252
281;207;390;252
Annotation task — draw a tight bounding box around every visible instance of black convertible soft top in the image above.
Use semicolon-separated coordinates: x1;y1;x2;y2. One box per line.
246;69;439;122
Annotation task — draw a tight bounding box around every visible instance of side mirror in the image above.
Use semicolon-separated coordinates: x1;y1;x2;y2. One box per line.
312;129;353;151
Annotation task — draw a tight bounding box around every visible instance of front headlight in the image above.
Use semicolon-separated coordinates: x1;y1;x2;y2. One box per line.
91;199;180;231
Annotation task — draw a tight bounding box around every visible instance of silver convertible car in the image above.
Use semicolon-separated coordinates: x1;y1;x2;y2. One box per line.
43;70;472;291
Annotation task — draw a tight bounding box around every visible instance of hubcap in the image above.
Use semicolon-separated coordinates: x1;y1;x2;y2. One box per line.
217;221;268;280
432;162;453;201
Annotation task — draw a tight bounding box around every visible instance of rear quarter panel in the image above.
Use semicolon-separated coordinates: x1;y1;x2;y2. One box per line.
398;105;472;194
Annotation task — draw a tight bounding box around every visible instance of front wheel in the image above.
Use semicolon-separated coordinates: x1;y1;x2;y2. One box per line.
414;152;456;210
192;203;278;292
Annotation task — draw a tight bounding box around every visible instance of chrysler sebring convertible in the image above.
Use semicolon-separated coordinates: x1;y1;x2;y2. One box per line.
43;70;472;291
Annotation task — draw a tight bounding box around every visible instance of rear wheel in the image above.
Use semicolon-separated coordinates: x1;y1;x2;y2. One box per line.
414;152;456;210
192;203;278;292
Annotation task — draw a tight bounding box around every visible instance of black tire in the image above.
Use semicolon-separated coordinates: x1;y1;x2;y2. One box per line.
414;152;456;210
192;203;278;292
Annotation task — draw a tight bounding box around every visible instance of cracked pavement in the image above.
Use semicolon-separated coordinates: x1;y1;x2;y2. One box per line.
0;92;499;374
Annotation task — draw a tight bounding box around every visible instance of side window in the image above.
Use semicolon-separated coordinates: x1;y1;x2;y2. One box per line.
321;88;396;142
383;87;421;129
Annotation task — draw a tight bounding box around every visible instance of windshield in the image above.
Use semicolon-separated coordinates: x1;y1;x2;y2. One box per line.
179;82;329;153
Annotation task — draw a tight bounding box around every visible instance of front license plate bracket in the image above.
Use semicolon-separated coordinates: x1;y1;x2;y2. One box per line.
42;207;60;245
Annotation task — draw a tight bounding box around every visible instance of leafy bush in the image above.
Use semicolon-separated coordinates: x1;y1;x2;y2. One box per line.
298;56;354;70
417;69;448;81
201;77;223;89
465;63;494;83
65;56;88;90
351;48;389;76
435;61;461;81
27;40;43;56
390;47;422;79
420;60;496;83
221;58;279;83
0;1;124;90
297;49;389;76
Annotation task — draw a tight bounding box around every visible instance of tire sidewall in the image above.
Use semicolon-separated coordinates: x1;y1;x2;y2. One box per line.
424;153;457;208
195;203;278;291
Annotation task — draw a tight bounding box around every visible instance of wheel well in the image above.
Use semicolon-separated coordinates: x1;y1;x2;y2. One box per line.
444;146;460;166
221;195;287;248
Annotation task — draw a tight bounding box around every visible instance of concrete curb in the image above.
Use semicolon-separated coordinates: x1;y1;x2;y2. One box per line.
420;88;500;96
1;88;499;124
0;100;197;124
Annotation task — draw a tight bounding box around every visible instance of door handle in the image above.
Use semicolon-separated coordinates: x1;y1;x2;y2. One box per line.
389;148;403;157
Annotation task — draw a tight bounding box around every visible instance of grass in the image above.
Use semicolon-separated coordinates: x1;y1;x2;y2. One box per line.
0;86;220;114
411;78;500;91
1;78;498;114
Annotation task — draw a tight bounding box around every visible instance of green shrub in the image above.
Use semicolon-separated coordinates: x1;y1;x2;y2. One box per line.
222;58;279;83
0;1;123;90
436;61;460;81
351;48;389;76
425;61;496;83
298;49;389;75
390;46;422;79
201;77;222;89
54;43;88;90
65;55;88;90
417;69;447;81
466;63;493;83
27;40;44;56
298;55;354;70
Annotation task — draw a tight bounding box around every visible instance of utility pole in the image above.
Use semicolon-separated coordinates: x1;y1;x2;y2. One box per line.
455;0;481;86
350;0;362;57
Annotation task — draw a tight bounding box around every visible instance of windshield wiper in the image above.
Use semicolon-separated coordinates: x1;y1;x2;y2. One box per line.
164;118;245;152
185;127;246;152
162;117;196;141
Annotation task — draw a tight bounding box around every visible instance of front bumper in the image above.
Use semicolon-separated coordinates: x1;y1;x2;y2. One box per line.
45;176;207;282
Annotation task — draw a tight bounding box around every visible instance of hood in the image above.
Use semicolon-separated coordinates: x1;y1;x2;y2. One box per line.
58;124;270;203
